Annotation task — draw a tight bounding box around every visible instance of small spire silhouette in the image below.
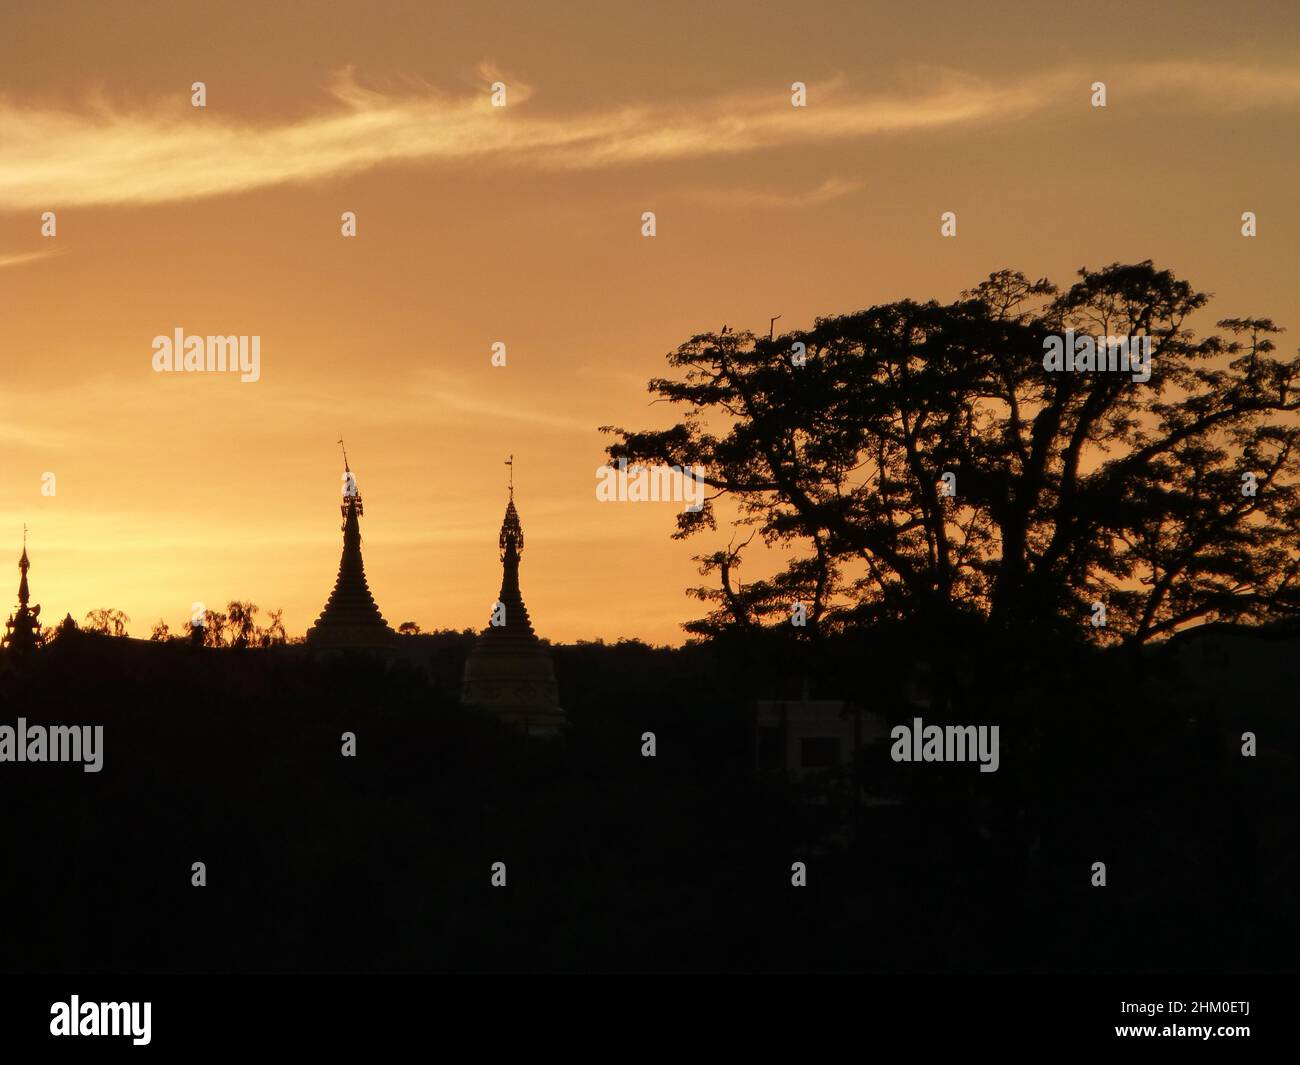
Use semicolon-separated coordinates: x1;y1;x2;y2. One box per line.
306;446;393;649
6;525;40;654
18;525;30;599
462;469;564;735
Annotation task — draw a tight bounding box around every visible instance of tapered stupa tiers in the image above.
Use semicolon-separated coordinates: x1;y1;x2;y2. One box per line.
461;482;564;736
4;528;42;655
305;449;395;650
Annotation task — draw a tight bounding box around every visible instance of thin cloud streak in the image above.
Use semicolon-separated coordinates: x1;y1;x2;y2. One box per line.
2;61;1296;211
681;176;865;210
421;387;594;433
0;248;61;269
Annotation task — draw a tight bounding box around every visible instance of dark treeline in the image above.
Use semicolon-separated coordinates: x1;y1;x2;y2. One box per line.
1;618;1293;974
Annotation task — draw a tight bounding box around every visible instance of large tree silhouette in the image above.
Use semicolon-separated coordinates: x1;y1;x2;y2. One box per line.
604;262;1300;645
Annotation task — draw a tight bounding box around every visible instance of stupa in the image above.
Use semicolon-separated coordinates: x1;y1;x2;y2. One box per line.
3;528;42;655
305;444;395;650
461;459;564;735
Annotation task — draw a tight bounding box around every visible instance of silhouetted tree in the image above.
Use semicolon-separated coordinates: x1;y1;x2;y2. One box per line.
261;608;287;647
84;608;131;637
150;619;171;642
227;601;258;649
398;621;422;635
202;610;228;648
605;262;1300;645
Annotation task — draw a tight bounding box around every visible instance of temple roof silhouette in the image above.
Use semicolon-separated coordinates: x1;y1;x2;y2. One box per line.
305;450;394;650
461;478;564;735
3;529;41;656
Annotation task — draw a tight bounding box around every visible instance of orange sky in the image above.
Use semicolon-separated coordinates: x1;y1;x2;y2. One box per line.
1;1;1297;644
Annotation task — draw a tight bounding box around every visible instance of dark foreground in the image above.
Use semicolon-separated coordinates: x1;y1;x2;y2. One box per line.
1;622;1295;975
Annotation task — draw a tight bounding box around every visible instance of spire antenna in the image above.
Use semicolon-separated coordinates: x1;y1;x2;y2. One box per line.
338;436;350;473
505;454;514;498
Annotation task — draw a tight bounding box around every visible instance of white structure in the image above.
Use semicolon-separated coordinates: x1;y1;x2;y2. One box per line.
754;699;888;778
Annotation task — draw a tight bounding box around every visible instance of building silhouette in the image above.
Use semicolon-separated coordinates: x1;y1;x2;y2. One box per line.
304;449;395;650
3;531;41;656
461;481;564;736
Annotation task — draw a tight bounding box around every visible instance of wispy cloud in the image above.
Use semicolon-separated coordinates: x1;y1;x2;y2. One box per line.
0;62;1296;211
258;370;595;433
413;375;594;433
681;176;865;210
1129;60;1300;109
0;248;61;269
0;419;71;448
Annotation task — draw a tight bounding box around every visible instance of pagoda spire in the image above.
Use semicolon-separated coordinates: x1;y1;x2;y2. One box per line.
461;469;564;735
4;527;42;655
305;448;394;649
18;525;30;607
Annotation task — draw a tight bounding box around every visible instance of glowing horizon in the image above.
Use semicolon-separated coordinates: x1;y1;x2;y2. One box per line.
2;0;1297;644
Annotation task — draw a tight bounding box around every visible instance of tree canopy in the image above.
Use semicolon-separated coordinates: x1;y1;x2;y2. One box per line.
604;262;1300;646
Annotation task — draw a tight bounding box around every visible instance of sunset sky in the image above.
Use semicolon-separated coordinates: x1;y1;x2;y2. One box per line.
1;1;1297;644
